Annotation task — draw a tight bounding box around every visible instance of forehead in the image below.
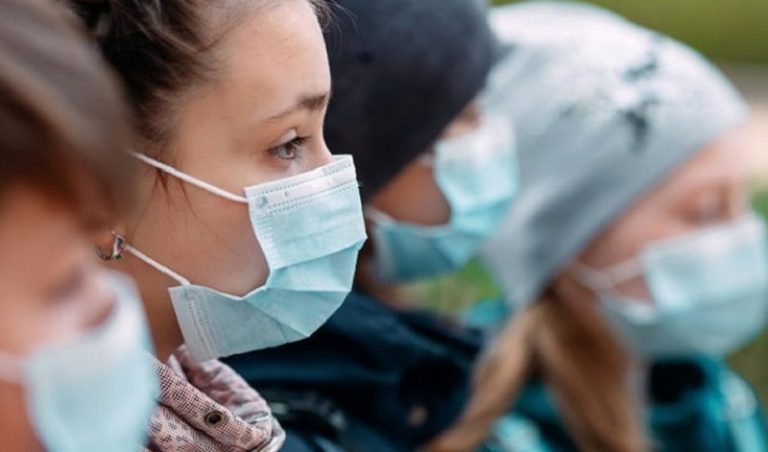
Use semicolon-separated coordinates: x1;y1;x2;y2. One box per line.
667;129;749;191
214;0;331;121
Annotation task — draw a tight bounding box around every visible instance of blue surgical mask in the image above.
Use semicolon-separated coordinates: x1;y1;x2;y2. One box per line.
575;213;768;358
368;115;518;282
0;272;157;452
127;154;367;362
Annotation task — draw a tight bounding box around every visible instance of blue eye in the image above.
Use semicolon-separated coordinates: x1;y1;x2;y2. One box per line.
269;136;308;161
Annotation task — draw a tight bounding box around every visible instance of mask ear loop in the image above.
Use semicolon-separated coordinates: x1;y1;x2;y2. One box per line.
97;233;191;287
417;154;436;168
121;240;192;287
131;152;248;204
572;259;661;324
572;257;644;294
364;206;396;226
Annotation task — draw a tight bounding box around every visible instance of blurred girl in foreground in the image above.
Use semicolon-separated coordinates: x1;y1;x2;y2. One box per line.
0;1;154;450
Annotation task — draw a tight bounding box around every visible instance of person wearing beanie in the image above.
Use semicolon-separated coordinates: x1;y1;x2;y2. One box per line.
226;0;517;450
430;2;768;451
325;0;518;293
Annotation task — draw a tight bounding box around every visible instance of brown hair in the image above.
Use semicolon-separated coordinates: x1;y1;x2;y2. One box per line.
0;0;133;219
429;290;649;452
68;0;329;154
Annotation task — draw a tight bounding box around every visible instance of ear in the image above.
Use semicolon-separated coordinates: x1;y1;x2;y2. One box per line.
93;222;127;262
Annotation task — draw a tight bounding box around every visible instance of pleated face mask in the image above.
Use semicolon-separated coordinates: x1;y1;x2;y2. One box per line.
368;115;518;282
575;213;768;358
126;154;367;362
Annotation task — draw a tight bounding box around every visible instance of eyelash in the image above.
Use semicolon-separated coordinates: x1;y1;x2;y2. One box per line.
269;136;308;161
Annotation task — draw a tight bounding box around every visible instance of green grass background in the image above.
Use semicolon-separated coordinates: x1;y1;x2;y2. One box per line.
491;0;768;65
730;192;768;404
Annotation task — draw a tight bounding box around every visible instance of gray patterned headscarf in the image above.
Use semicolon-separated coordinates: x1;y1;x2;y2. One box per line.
480;1;749;309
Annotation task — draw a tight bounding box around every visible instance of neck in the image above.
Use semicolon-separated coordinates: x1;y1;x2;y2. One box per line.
0;383;44;452
145;302;184;362
108;256;184;362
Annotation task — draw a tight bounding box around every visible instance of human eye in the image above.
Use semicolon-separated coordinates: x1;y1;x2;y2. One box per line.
268;136;308;161
689;192;728;226
45;265;87;307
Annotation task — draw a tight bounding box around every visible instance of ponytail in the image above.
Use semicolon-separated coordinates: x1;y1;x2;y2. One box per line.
428;292;648;452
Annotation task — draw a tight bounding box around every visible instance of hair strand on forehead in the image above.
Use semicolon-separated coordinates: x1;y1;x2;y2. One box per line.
67;0;331;156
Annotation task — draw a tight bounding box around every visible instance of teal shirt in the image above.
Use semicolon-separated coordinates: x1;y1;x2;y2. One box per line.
482;359;767;452
466;299;768;452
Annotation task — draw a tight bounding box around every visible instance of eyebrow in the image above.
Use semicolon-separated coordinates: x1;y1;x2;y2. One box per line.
267;91;331;121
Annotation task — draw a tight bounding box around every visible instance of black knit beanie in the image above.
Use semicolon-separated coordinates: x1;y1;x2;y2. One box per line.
323;0;498;200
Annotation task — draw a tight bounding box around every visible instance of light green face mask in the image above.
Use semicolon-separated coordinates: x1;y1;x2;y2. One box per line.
0;273;157;452
125;154;367;362
576;213;768;358
368;115;519;283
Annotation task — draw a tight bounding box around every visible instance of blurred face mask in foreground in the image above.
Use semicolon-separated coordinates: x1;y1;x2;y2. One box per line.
575;213;768;358
0;273;156;452
368;115;518;282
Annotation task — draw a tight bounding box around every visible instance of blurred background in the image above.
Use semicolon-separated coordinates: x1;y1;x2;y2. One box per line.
409;0;768;402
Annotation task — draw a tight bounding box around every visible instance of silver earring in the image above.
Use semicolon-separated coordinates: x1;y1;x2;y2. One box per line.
96;234;125;261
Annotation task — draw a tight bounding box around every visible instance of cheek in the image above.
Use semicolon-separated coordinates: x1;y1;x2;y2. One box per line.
132;180;269;296
580;229;654;301
0;279;100;355
370;164;451;226
580;207;697;301
580;223;648;270
585;200;699;269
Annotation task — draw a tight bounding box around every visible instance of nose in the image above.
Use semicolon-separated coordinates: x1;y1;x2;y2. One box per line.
310;138;334;169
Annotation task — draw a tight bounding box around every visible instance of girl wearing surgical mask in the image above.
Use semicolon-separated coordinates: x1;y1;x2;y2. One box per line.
330;0;519;302
226;0;511;450
431;3;768;452
0;1;155;451
69;0;366;449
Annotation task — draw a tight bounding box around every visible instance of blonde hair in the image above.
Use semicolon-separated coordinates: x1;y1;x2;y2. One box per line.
428;290;649;452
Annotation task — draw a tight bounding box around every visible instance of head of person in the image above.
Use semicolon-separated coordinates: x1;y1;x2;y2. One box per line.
431;2;756;451
70;0;367;362
324;0;515;294
0;0;154;450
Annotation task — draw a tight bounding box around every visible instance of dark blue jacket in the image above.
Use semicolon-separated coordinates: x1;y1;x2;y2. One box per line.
225;291;483;451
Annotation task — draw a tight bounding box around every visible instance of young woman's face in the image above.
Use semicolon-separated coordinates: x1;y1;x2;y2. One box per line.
123;0;332;300
369;99;483;226
115;0;333;358
566;127;752;302
0;186;113;452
